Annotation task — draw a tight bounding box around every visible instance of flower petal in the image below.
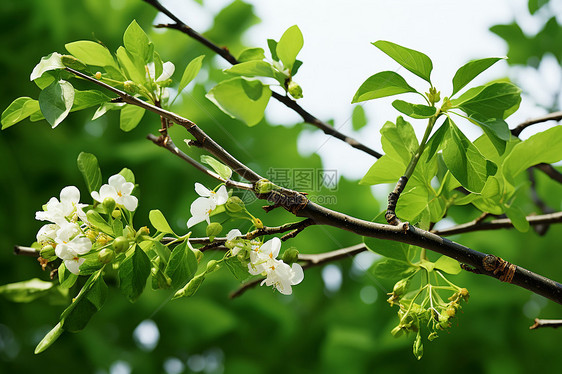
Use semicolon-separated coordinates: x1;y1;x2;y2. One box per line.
65;258;85;275
290;263;304;285
121;195;138;211
215;185;228;205
60;186;80;204
194;183;211;197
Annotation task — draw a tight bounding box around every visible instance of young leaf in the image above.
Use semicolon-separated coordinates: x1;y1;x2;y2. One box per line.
65;41;115;67
458;82;521;120
352;71;417;103
267;39;279;61
119;104;145;132
116;46;146;83
276;25;304;72
372;258;417;279
200;155;233;180
30;52;65;81
238;47;266;62
77;152;102;194
380;117;419;165
176;55;205;98
424;120;450;161
39;80;75;128
451;57;504;96
1;97;40;129
373;40;433;83
149;209;174;234
35;322;64;354
86;210;114;236
58;263;78;289
392;100;436;119
119;167;135;184
504;205;530;232
434;255;461;275
351;105;368;131
442;118;497;192
225;257;252;281
71;90;112;112
60;271;107;332
0;278;56;303
123;20;151;63
206;77;271;127
225;61;278;79
360;155;405;185
466;115;510;155
119;245;151;302
164;241;198;290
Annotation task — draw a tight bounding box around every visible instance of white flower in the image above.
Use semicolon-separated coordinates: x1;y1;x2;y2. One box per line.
92;174;138;211
261;261;304;295
225;229;244;255
36;224;59;243
56;222;82;243
194;183;228;205
250;236;280;264
186;184;228;228
55;236;92;275
147;61;175;82
35;186;88;225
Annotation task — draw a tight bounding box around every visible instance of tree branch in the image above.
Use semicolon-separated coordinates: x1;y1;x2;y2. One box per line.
529;318;562;330
142;0;382;159
512;112;562;137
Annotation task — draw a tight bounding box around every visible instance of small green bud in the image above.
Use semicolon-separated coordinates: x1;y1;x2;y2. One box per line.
135;226;150;241
192;248;203;263
98;248;115;264
441;97;452;111
225;196;245;213
158;78;173;87
281;247;299;265
123;226;135;240
391;325;404;338
40;245;56;261
254;179;277;194
413;332;424;360
173;273;205;299
124;80;140;94
102;197;116;214
95;72;102;80
426;86;440;104
288;80;303;99
206;260;220;273
393;279;410;296
427;332;439;342
113;236;130;253
206;222;223;238
111;209;122;219
61;55;87;71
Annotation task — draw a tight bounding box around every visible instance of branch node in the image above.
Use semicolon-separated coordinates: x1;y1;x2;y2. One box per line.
482;255;516;283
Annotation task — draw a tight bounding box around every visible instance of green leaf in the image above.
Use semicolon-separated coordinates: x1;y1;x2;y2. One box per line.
71;90;111;112
451;57;504;96
35;322;64;354
458;82;521;120
164;241;198;290
372;258;417;279
116;46;146;83
173;273;205;299
442;118;497;192
30;52;65;81
380;117;418;164
505;205;530;232
58;263;77;289
352;71;418;103
373;40;433;83
206;77;271;127
0;278;56;303
119;105;145;132
503;126;562;180
123;20;151;63
267;39;279;61
434;256;461;275
77;152;102;194
392;100;436;119
424;120;450;161
39;80;75;128
225;257;252;281
65;41;116;67
528;0;548;14
119;245;151;302
119;167;135;184
86;210;114;236
225;61;278;79
396;182;431;222
359;155;405;185
238;47;266;62
60;271;107;332
149;209;174;234
363;213;411;262
276;25;303;72
351;105;368;131
177;55;205;97
200;155;233;180
1;97;40;129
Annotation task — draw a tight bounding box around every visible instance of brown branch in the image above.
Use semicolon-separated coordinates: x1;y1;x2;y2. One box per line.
512;112;562;137
432;211;562;236
529;318;562;330
14;246;40;257
142;0;382;159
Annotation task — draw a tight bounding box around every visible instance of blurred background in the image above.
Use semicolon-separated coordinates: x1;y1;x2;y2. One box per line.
1;0;562;373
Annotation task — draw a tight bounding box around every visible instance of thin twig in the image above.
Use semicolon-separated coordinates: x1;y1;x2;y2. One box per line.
529;318;562;330
142;0;382;159
14;246;40;257
512;112;562;137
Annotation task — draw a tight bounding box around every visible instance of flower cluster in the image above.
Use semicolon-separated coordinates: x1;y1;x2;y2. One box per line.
35;174;138;275
226;231;304;295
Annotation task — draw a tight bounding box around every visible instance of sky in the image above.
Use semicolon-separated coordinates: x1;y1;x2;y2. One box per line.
155;0;558;181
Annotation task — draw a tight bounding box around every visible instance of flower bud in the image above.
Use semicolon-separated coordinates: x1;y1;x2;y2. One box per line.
391;325;404;337
158;78;173;87
206;260;220;273
95;72;102;80
102;197;116;214
135;226;150;241
124;80;140;94
40;245;56;261
393;278;410;296
282;247;299;265
226;196;245;213
98;248;115;264
254;179;277;194
61;55;87;71
206;222;222;239
192;248;203;263
113;236;130;253
112;209;122;219
288;80;303;99
413;332;423;360
96;234;110;246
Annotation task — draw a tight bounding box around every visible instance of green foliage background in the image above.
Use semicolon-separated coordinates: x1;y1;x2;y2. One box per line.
1;0;562;372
